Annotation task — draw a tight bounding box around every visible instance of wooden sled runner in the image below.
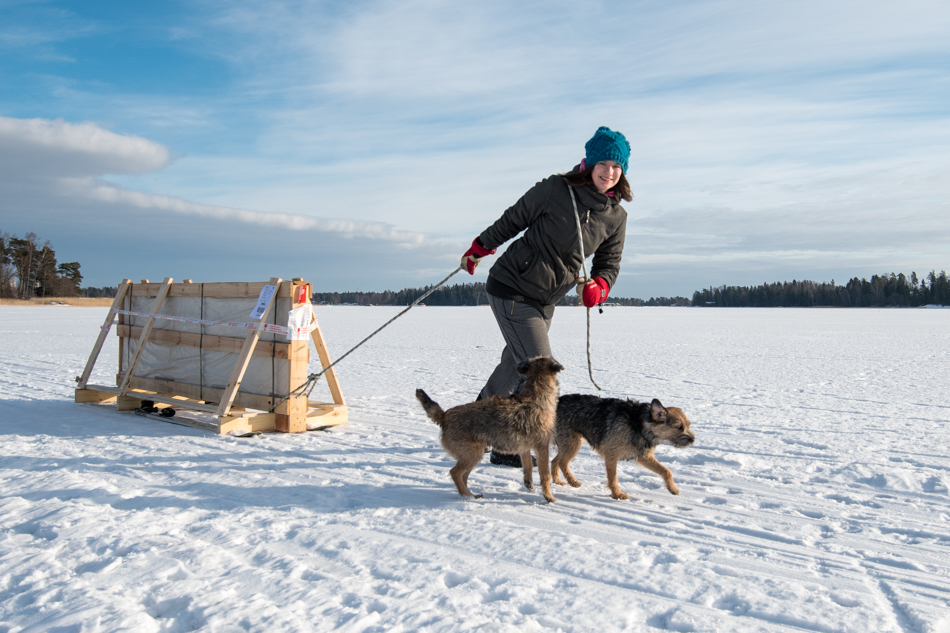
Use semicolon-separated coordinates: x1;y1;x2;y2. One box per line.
75;277;347;434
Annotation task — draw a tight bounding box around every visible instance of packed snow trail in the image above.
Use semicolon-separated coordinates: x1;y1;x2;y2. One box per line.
1;306;948;632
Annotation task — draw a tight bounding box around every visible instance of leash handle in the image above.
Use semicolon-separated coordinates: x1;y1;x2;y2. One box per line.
568;186;602;391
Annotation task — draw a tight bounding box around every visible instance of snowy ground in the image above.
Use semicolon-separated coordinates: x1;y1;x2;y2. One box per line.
1;305;949;632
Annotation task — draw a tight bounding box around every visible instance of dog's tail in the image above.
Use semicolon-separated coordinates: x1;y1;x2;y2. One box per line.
415;389;446;427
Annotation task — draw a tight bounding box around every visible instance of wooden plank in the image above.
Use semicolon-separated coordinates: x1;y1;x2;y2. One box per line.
306;405;347;427
117;285;129;385
86;384;223;413
215;277;282;419
76;279;132;389
308;401;347;410
79;384;339;427
155;415;219;433
132;394;219;413
218;414;277;435
307;405;347;419
117;395;144;411
310;310;347;407
118;277;173;395
275;339;311;432
276;281;312;433
74;388;117;403
121;377;276;412
116;325;292;359
131;281;294;299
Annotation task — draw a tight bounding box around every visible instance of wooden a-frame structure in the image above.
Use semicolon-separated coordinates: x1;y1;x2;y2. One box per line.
75;277;346;434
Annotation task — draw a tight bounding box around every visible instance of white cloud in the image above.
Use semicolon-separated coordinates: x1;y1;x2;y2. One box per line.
77;179;427;245
0;115;429;247
0;115;172;178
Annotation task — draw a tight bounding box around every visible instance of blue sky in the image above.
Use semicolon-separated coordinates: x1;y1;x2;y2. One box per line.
2;0;949;299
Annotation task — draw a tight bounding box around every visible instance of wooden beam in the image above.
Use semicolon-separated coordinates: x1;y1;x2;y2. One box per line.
121;376;276;412
77;385;342;430
76;279;132;390
117;395;144;411
276;280;312;433
118;277;173;396
310;309;347;407
129;281;294;299
116;325;292;359
218;414;277;435
86;384;221;413
215;276;282;419
74;388;117;403
117;285;129;385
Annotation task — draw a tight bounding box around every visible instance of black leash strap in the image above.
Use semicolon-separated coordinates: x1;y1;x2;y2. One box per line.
271;265;465;411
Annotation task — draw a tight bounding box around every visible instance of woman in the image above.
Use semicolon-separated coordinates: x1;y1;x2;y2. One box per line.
461;126;632;466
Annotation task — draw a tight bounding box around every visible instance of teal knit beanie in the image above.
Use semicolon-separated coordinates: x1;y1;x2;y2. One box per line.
584;126;630;173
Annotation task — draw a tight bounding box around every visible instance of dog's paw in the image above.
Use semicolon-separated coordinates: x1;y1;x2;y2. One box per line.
611;491;630;500
567;478;582;488
668;487;680;495
473;493;484;499
524;480;534;491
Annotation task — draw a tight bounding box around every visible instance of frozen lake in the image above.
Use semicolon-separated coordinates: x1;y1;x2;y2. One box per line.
1;305;948;631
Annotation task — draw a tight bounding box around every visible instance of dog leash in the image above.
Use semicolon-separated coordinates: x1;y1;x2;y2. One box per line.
568;186;603;391
270;265;465;411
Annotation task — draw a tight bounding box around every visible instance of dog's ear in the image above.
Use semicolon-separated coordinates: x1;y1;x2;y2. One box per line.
650;399;667;423
549;360;564;373
516;359;531;374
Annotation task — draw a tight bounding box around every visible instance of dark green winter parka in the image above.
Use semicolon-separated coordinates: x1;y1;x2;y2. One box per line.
479;173;627;307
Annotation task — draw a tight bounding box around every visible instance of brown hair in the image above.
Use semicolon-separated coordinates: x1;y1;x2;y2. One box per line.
562;165;633;201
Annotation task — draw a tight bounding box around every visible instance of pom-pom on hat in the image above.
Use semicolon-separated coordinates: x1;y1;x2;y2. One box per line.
584;126;630;173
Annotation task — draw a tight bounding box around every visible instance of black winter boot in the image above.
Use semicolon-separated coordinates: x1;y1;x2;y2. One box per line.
488;450;536;468
489;450;523;467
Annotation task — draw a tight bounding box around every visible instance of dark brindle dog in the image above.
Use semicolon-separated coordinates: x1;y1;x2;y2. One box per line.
416;357;563;502
551;395;695;500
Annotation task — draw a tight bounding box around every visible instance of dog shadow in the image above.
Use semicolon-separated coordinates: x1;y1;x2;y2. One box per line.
6;399;562;510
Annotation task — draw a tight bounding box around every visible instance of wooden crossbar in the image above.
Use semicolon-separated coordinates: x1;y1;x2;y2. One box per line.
118;277;173;396
76;279;132;390
310;310;346;407
215;276;282;418
116;325;293;359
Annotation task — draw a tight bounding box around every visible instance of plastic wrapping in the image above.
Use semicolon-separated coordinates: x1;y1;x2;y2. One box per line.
123;291;292;398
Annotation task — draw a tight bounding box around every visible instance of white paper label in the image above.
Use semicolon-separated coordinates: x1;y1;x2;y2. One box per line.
250;284;277;320
287;305;314;340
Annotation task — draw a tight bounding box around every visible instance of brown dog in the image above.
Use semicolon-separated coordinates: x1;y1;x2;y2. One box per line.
551;395;694;500
415;357;563;502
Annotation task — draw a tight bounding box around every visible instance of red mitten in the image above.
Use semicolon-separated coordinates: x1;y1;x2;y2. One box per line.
582;277;609;307
461;238;495;274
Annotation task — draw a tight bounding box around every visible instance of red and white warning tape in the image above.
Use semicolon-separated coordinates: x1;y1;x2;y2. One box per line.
105;308;316;339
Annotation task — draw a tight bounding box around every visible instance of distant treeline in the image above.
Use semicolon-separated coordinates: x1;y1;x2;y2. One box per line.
693;271;950;307
312;282;491;306
314;271;950;308
1;230;83;299
312;282;689;307
82;286;119;298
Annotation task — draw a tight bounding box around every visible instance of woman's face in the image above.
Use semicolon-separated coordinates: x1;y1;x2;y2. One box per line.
591;160;623;194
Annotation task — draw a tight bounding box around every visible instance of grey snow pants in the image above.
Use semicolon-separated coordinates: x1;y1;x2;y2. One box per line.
478;293;554;400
